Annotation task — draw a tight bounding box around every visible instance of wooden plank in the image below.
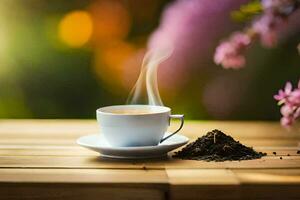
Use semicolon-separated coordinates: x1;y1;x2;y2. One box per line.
163;156;300;169
1;120;299;149
233;169;300;184
0;155;299;169
166;169;239;185
167;169;240;200
233;169;300;200
167;169;300;200
0;119;98;136
0;139;76;145
0;145;96;156
169;185;240;200
0;145;298;156
0;169;168;186
0;120;300;200
1;138;298;147
0;184;165;200
239;185;300;200
0;168;168;200
0;155;145;169
1;120;299;140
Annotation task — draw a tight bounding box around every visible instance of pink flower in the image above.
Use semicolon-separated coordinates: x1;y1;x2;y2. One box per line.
288;89;300;105
281;116;293;127
260;29;278;48
252;14;284;47
274;81;292;101
252;0;296;48
214;32;251;69
280;104;293;116
148;0;249;87
215;0;299;69
294;107;300;118
275;80;300;127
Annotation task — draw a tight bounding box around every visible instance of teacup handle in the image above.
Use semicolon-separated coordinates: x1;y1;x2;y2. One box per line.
160;114;184;143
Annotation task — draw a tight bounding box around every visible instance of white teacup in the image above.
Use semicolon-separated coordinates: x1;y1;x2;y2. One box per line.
96;105;184;147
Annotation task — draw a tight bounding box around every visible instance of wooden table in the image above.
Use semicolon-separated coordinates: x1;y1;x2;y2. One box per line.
0;120;300;200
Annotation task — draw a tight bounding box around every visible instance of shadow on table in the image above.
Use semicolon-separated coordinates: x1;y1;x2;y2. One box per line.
87;154;180;169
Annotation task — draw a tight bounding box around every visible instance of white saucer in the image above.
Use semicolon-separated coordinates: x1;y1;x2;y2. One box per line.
77;133;189;159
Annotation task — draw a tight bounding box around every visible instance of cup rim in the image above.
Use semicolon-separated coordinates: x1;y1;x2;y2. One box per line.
97;105;171;116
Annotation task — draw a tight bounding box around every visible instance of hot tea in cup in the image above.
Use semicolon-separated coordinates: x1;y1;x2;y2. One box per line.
97;105;184;147
107;108;154;115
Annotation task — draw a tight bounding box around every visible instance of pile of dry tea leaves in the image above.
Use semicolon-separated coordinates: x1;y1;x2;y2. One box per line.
173;129;266;162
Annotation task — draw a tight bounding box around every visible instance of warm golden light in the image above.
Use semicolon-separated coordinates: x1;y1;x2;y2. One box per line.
93;41;138;91
58;11;93;48
89;1;131;45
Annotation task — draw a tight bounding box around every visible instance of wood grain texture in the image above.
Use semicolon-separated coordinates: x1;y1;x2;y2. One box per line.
0;184;165;200
238;185;300;200
233;169;300;184
0;145;299;157
0;120;300;200
166;169;239;185
0;154;299;169
167;169;300;200
0;169;168;186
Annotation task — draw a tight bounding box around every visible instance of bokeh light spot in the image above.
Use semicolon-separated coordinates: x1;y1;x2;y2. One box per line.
89;0;131;45
93;41;138;92
58;11;93;48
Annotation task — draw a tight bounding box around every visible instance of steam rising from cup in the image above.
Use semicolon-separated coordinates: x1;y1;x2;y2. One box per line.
127;46;173;106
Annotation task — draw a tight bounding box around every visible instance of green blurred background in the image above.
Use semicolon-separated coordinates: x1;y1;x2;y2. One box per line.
0;0;299;120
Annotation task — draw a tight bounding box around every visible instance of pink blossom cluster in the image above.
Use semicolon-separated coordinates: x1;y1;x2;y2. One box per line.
254;0;298;47
214;32;251;69
274;81;300;127
252;13;285;48
145;0;250;88
214;0;298;69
